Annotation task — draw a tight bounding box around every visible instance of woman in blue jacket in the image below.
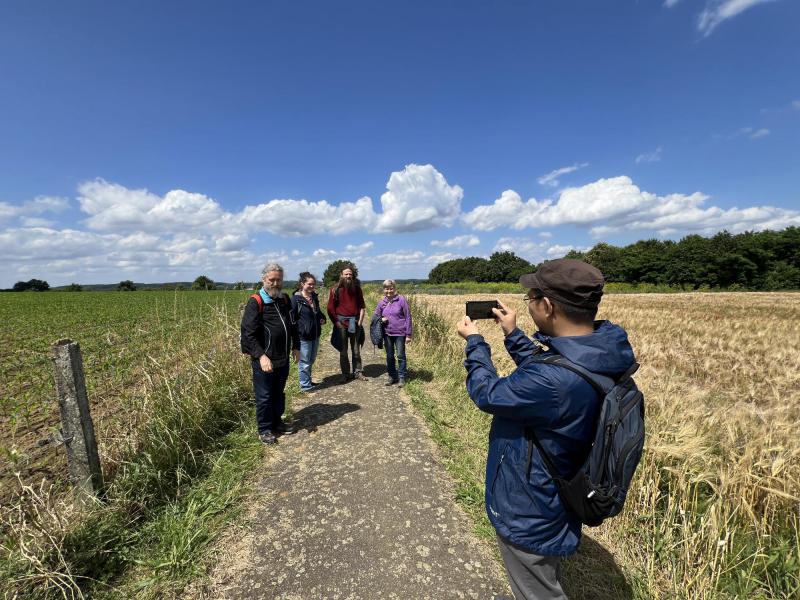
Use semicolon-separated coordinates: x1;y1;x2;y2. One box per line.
290;272;327;392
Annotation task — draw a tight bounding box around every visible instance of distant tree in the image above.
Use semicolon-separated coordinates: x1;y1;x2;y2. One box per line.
66;283;83;292
252;281;263;291
192;275;215;290
763;261;800;291
428;257;490;283
583;243;625;282
176;284;186;291
484;251;533;283
13;279;50;291
117;280;137;291
323;260;358;287
234;281;247;290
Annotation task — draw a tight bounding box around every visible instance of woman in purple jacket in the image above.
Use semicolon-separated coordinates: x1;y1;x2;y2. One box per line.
374;279;413;387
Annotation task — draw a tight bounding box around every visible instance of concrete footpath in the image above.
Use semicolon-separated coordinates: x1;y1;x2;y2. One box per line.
193;341;510;600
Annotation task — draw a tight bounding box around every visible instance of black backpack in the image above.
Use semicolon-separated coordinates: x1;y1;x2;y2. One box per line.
526;354;644;527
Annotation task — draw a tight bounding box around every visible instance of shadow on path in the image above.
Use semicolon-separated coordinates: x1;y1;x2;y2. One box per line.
291;402;360;433
562;534;634;599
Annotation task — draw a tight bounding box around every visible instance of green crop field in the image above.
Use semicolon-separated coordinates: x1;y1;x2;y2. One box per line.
0;290;251;495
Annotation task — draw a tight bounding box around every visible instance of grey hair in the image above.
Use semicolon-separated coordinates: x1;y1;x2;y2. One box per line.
261;263;284;279
382;279;396;288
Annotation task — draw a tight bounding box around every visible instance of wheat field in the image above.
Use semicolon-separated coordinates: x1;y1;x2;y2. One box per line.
410;291;800;599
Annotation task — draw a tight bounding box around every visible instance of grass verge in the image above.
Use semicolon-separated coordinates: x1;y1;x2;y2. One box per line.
0;309;276;599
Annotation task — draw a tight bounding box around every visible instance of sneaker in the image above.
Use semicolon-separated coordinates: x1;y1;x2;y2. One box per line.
300;386;317;393
385;378;398;386
398;379;406;388
259;432;278;445
354;372;369;381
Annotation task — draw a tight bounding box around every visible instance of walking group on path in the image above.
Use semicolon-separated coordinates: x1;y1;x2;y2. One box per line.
237;259;642;599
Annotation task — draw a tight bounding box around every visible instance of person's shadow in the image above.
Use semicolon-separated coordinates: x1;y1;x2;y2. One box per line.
561;534;634;599
291;402;360;433
360;363;434;382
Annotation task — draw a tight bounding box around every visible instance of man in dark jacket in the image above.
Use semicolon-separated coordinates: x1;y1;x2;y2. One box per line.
457;259;636;599
241;263;300;445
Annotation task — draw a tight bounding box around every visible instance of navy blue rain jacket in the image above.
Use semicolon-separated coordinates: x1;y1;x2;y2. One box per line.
464;320;635;556
291;291;326;341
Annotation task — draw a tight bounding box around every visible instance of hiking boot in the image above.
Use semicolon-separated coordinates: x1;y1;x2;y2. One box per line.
398;378;406;388
354;372;369;381
385;378;398;386
259;431;278;445
273;422;293;435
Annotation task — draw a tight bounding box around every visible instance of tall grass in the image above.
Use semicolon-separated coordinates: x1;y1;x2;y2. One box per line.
0;302;267;598
405;292;800;599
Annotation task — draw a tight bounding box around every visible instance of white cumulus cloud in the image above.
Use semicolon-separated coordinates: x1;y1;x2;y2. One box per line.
375;164;463;233
430;235;480;248
464;175;799;237
237;196;376;236
344;241;374;254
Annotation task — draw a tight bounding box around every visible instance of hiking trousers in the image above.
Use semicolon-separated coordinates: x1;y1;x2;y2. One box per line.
338;327;362;376
251;360;289;434
497;535;566;600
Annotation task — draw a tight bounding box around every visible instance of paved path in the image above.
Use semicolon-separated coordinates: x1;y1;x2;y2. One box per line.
195;342;510;600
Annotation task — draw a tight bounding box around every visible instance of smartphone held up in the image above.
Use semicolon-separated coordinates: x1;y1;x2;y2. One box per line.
465;300;500;320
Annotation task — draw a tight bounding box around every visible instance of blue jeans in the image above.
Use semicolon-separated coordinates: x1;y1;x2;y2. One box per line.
298;337;320;390
251;360;290;434
384;335;407;381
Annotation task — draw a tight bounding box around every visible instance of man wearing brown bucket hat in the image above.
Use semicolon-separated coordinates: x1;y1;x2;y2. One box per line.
457;258;637;599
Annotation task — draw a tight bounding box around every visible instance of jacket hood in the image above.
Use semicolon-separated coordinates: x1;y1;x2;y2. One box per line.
534;320;635;377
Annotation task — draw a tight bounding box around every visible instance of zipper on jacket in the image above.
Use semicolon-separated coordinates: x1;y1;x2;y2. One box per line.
276;301;290;357
524;430;534;480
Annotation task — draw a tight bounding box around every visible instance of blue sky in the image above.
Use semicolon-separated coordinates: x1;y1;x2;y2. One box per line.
1;0;798;286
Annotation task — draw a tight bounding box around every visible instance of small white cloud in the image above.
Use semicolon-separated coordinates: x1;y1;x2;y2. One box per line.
0;196;70;224
718;126;772;141
664;0;682;6
19;217;56;227
426;252;462;264
215;233;250;252
546;244;579;257
375;164;463;233
344;241;374;254
372;250;427;265
539;231;552;238
697;0;776;37
430;235;480;248
537;163;589;188
636;147;663;164
313;248;338;258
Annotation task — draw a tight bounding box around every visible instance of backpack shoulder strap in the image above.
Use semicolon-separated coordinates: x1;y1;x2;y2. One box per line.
537;354;613;397
250;293;263;313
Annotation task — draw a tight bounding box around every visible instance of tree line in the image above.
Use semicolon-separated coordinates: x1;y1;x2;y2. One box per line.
429;227;800;290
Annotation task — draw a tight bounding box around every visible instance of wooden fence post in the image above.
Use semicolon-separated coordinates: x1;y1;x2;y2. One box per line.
51;339;104;498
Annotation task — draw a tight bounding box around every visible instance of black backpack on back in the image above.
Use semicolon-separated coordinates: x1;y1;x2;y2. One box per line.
527;354;645;527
